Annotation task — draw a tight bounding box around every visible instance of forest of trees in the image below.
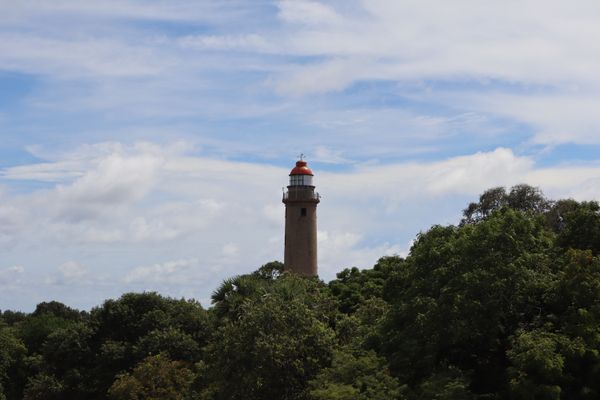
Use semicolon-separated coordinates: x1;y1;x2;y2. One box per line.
2;184;600;399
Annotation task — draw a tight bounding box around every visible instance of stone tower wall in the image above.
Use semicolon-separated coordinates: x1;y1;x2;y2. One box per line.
283;189;319;276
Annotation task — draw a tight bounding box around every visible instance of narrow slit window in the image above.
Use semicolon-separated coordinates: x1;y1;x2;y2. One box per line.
301;208;307;216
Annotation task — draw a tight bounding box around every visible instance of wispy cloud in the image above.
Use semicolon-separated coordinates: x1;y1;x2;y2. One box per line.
0;265;25;285
44;261;89;286
3;1;261;24
123;258;197;284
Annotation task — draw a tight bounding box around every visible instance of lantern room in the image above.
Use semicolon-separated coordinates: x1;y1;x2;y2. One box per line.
289;160;314;187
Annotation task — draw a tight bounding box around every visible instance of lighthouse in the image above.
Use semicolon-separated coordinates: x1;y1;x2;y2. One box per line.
283;157;320;276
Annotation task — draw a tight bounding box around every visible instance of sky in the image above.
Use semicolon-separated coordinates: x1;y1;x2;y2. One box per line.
2;0;600;311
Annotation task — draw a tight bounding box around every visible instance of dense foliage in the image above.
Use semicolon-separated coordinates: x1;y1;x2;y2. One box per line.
2;185;600;399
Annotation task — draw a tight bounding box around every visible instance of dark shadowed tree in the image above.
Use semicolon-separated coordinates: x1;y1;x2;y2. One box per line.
38;322;94;399
555;201;600;255
462;184;550;224
507;184;551;214
32;302;84;321
0;323;26;400
6;294;210;400
22;373;63;400
462;186;507;223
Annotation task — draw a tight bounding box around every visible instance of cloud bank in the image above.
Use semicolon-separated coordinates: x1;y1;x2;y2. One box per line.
2;142;600;309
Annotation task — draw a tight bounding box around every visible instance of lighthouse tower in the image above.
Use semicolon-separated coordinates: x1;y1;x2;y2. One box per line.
283;157;320;276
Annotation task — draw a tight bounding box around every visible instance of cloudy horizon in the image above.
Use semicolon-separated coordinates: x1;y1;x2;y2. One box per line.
2;0;600;311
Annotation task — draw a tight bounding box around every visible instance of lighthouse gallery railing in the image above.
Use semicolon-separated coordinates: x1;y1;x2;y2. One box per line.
282;190;320;201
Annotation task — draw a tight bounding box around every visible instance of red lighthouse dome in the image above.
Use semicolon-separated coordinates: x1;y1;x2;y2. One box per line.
289;160;314;176
288;159;314;186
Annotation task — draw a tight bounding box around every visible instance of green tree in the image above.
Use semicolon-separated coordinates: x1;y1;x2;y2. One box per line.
210;261;286;321
542;250;600;398
507;329;586;400
555;201;600;254
134;327;200;363
22;373;63;400
462;186;508;223
381;209;555;396
417;366;473;400
507;184;551;215
309;350;405;400
328;256;404;314
32;302;83;321
0;310;26;325
210;274;267;320
201;275;337;400
108;354;194;400
251;260;284;280
15;313;77;356
0;323;27;400
89;293;209;399
462;184;549;224
38;322;95;399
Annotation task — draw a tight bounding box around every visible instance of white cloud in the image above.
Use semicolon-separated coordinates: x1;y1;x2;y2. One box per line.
123;258;197;284
263;203;284;227
312;146;350;164
178;34;269;51
455;92;600;145
1;160;84;182
268;0;600;146
318;230;361;251
0;266;25;285
2;1;248;25
319;147;535;207
6;143;166;224
0;34;170;78
222;243;239;257
58;261;88;280
273;0;600;89
44;261;89;285
0;1;271;83
424;148;534;195
317;229;404;279
275;58;366;96
277;1;342;26
56;152;161;204
524;166;600;200
0;202;27;246
2;0;598;150
0;0;599;150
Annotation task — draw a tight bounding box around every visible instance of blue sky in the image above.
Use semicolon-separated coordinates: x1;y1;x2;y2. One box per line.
2;0;600;311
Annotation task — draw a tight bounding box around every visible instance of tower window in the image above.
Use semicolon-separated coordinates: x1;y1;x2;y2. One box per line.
301;208;307;216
